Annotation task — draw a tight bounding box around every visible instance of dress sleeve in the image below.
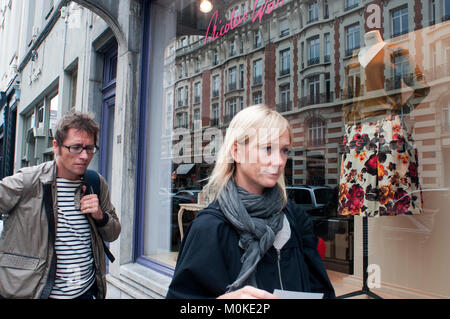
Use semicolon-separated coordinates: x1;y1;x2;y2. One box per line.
166;213;239;299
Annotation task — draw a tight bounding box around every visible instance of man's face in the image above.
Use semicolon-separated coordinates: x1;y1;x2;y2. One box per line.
53;128;95;180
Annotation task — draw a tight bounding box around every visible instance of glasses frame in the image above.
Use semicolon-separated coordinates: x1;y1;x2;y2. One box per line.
61;144;99;155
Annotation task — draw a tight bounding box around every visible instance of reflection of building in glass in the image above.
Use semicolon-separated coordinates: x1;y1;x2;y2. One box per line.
162;0;450;192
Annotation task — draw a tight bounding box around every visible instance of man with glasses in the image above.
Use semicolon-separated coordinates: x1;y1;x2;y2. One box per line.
0;111;121;299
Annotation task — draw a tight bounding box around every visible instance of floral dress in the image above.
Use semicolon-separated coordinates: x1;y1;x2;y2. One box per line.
338;114;423;217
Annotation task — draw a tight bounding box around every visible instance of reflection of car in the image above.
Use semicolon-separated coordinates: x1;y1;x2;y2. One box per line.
172;190;202;205
286;185;336;216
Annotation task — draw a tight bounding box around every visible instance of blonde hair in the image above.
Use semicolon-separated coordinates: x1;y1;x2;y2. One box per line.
204;104;293;203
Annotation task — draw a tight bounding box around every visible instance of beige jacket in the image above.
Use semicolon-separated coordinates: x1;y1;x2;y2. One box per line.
0;161;121;298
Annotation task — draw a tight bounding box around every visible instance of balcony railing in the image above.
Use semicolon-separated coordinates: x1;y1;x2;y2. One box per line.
385;74;415;91
324;55;330;63
276;101;292;113
253;75;262;85
212;89;219;98
210;117;219;126
228;82;237;92
194;96;200;104
298;92;334;107
308;57;320;66
279;68;290;76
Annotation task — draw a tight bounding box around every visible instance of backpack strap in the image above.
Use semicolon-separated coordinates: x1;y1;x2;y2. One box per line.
82;170;115;263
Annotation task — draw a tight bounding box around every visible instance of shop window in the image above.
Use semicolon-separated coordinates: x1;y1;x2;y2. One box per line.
137;0;450;294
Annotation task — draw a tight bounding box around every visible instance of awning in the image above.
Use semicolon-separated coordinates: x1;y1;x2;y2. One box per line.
175;163;195;175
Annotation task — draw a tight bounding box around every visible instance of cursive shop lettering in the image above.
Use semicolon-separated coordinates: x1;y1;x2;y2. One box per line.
204;0;284;44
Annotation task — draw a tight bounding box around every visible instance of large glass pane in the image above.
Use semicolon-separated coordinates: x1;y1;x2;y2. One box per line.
142;0;450;297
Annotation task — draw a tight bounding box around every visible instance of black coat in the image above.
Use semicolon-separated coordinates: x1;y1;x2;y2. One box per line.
166;200;335;299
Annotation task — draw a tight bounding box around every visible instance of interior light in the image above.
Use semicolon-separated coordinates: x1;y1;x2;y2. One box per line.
200;0;213;13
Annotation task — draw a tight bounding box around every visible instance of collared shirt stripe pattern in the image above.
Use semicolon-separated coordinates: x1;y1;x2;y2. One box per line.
49;178;95;299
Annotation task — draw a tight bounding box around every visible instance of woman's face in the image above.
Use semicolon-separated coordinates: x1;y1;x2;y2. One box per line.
233;129;291;194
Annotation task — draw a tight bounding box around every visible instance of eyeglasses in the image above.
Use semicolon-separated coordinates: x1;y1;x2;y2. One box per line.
61;144;99;155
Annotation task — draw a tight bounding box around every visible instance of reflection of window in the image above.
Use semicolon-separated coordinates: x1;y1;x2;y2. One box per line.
443;101;450;130
195;58;200;73
280;49;290;76
278;84;291;112
390;54;410;89
345;0;358;11
213;50;219;65
194;82;201;104
345;23;360;56
308;75;320;104
254;30;262;48
229;38;236;57
176;112;188;129
212;75;220;97
193;108;200;122
308;1;318;22
253;59;262;84
445;0;450;21
211;103;219;126
430;0;436;25
324;33;330;62
239;64;244;89
177;87;185;107
279;18;289;36
253;91;262;104
391;6;409;37
324;0;329;18
228;66;237;91
308;37;320;66
308;118;326;146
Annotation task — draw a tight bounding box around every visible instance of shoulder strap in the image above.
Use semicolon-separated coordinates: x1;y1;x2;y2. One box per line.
82;170;115;263
83;169;100;196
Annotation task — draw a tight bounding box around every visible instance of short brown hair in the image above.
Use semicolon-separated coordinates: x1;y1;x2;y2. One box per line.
54;110;100;146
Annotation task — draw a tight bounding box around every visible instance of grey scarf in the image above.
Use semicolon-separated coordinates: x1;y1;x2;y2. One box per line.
218;180;285;292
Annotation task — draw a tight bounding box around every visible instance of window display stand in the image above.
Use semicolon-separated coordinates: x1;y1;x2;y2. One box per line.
337;216;382;299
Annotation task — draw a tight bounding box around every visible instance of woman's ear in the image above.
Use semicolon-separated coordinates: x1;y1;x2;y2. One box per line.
230;141;239;164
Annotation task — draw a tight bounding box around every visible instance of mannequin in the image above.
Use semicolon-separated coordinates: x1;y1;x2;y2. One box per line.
338;30;429;217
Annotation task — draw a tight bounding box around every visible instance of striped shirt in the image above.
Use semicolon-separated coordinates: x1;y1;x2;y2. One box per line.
49;178;95;299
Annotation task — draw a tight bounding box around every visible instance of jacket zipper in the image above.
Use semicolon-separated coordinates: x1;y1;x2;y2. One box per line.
276;249;284;290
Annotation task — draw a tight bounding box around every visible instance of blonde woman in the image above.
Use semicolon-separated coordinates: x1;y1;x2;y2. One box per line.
166;105;335;299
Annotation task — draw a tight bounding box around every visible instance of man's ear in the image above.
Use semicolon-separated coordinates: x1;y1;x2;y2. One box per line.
52;139;59;157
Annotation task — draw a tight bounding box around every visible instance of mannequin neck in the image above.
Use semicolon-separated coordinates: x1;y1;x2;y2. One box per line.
364;30;383;49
